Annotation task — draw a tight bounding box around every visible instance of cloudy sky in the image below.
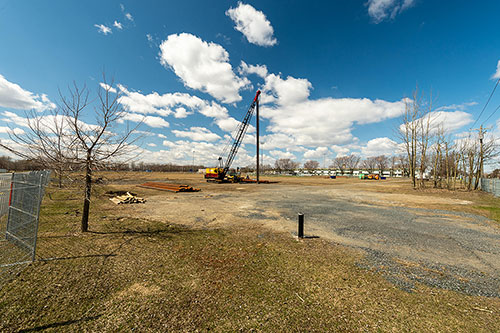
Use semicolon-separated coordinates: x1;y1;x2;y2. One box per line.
1;0;500;167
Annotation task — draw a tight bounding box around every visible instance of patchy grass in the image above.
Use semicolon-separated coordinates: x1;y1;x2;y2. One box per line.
475;205;500;224
0;183;499;332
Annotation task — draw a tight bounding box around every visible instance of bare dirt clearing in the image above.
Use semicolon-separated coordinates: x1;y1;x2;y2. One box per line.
1;172;500;331
111;173;500;297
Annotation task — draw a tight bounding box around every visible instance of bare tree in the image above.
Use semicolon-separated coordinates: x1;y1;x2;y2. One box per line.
0;107;78;187
418;93;434;187
398;154;409;177
274;158;299;172
332;156;348;175
361;157;377;172
390;155;398;176
375;155;388;174
398;87;434;188
0;76;141;231
303;160;320;170
345;154;361;174
59;78;141;232
399;93;418;187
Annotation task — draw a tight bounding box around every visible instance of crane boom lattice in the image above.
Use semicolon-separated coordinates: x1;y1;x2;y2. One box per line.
205;90;261;182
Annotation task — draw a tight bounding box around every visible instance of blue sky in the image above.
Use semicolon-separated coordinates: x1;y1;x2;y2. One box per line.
1;0;500;167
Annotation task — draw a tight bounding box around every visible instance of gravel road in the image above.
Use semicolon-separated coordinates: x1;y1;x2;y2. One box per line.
252;186;500;297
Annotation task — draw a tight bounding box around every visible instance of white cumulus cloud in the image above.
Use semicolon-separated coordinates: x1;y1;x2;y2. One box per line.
0;126;25;135
361;137;399;157
269;150;296;160
492;60;500;80
173;107;192;119
226;2;277;47
172;127;221;142
159;33;249;103
99;82;117;93
117;84;252;135
260;71;406;148
0;74;56;111
303;147;329;159
429;111;473;133
399;110;474;136
94;24;112;35
366;0;415;23
239;61;268;78
120;112;170;128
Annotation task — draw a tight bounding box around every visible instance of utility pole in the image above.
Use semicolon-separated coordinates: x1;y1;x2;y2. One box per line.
478;125;485;191
192;150;195;172
472;125;486;190
256;97;260;184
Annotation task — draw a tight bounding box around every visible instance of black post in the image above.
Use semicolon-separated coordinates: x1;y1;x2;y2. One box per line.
298;213;304;238
256;99;260;184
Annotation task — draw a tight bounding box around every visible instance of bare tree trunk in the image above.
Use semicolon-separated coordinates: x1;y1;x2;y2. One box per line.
452;154;458;191
461;155;466;188
81;154;92;232
445;143;450;190
58;170;63;188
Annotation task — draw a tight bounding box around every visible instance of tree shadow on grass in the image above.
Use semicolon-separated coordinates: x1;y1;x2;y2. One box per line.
38;253;117;262
19;314;101;332
87;226;199;237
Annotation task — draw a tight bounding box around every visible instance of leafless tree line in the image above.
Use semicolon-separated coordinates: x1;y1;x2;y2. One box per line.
399;87;498;190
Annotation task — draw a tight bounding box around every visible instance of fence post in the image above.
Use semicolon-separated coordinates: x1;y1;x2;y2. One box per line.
31;173;45;262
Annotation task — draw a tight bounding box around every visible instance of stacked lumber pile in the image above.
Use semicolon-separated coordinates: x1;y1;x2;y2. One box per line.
109;192;146;204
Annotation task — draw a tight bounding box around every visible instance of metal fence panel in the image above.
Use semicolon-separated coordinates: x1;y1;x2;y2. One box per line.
480;178;500;197
1;170;51;288
0;174;12;218
5;171;51;262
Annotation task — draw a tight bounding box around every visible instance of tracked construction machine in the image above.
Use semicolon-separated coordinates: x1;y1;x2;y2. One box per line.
205;90;261;183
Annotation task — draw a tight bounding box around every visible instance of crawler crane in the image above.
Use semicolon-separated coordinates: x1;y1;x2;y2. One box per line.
205;90;261;183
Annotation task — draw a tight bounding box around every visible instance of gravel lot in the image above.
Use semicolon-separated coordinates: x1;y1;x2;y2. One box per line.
256;186;500;297
126;175;500;297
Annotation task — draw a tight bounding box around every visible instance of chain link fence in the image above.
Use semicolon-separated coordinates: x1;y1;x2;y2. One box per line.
0;170;51;286
480;178;500;197
0;174;11;218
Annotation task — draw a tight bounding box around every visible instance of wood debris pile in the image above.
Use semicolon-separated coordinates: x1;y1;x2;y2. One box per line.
109;192;146;204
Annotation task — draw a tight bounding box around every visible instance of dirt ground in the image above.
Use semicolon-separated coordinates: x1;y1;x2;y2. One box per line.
106;172;500;297
2;172;500;331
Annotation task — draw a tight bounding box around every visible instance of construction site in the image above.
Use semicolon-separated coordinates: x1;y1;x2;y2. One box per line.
0;165;499;331
0;84;499;331
2;1;500;331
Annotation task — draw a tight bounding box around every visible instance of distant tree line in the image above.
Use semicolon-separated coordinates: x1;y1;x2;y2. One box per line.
0;156;46;171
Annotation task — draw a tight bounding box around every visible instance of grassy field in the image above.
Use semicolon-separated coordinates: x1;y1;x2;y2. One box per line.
0;174;499;331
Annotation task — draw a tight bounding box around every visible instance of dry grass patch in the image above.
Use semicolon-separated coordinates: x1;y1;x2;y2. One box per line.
0;182;499;331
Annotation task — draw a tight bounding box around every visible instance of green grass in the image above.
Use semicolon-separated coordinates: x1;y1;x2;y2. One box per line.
0;184;499;331
475;205;500;223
